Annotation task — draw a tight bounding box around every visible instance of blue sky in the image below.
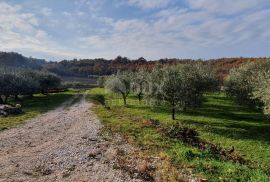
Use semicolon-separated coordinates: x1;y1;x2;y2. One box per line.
1;0;270;61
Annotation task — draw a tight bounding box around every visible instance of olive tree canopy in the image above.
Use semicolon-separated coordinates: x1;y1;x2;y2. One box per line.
147;63;218;120
105;71;131;105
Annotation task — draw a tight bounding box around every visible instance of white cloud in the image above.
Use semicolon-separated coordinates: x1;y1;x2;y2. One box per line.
114;19;148;32
0;2;80;60
127;0;171;9
187;0;270;15
79;2;270;59
74;0;106;12
41;7;52;16
1;0;270;60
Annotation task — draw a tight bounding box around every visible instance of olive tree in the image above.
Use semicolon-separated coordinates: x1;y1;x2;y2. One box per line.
252;72;270;118
250;61;270;117
144;65;164;105
225;62;259;106
105;71;131;105
147;64;218;120
225;61;270;106
225;60;270;118
0;68;62;103
131;69;148;101
37;72;61;94
0;74;19;103
19;70;40;96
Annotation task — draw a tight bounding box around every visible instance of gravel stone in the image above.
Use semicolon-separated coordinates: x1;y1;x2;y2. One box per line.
0;95;142;182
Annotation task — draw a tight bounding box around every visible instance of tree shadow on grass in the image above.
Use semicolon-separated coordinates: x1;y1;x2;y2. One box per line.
179;118;270;144
126;93;270;144
179;95;270;144
9;92;74;113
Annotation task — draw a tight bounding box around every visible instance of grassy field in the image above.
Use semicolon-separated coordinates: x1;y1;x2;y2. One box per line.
0;90;76;130
88;88;270;181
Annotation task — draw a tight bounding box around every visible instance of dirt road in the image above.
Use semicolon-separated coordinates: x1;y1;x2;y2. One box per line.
0;95;141;182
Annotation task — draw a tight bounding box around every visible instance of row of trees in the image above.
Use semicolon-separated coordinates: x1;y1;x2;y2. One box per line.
225;60;270;117
0;67;61;104
43;52;266;81
103;63;218;120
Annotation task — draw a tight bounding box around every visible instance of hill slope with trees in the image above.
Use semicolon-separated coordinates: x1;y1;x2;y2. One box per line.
45;56;265;81
0;51;267;82
0;52;46;69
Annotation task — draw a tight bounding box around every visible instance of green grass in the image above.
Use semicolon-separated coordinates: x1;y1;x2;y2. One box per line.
0;90;76;130
88;88;270;181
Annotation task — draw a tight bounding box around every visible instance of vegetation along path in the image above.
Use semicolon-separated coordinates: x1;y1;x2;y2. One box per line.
0;94;141;182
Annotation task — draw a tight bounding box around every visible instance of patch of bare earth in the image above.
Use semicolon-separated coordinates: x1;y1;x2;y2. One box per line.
0;95;142;182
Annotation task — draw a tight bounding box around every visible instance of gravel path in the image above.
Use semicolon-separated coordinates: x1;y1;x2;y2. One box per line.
0;95;141;182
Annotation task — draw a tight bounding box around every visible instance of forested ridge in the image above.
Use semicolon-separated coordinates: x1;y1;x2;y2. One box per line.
0;51;267;81
44;56;268;81
0;52;46;69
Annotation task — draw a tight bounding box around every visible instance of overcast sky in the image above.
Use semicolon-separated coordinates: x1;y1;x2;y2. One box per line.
1;0;270;61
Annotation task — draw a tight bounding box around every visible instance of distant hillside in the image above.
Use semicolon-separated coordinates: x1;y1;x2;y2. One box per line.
44;56;267;81
0;52;46;69
1;51;268;81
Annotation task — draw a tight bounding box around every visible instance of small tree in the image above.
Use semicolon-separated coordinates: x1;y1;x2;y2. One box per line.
147;64;217;120
19;70;40;96
145;65;164;105
251;62;270;118
225;60;270;118
161;66;183;120
0;68;62;102
225;62;258;106
37;72;61;94
252;72;270;118
0;74;20;103
225;60;270;107
105;71;131;105
131;69;148;101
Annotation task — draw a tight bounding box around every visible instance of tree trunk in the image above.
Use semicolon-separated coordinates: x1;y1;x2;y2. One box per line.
15;95;19;100
172;108;175;120
172;100;176;120
122;93;127;105
138;93;142;101
123;96;127;105
4;95;9;104
0;97;4;104
41;90;44;95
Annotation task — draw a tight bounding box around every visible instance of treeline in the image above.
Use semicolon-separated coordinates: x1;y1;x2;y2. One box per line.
0;52;267;82
45;56;149;77
0;52;46;69
101;63;218;120
225;60;270;117
45;56;265;81
0;67;61;104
